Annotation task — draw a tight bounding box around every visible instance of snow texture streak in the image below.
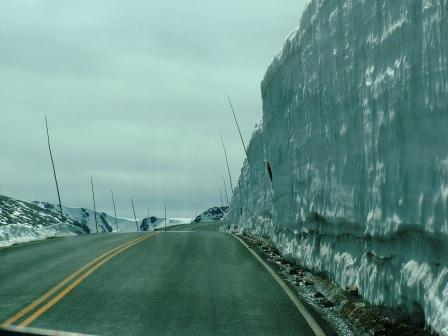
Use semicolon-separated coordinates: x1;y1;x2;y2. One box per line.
224;1;448;334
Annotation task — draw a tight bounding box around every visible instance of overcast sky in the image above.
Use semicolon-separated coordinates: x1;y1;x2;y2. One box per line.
0;0;306;218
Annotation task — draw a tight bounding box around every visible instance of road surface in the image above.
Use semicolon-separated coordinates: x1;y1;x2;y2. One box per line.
0;222;332;336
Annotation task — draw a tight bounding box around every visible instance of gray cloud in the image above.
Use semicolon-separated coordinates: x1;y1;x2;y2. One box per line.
0;0;306;217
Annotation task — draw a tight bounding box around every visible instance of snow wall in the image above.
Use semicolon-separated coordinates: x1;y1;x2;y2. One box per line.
223;1;448;334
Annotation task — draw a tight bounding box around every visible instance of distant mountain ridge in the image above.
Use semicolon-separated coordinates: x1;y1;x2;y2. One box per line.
33;201;194;233
0;194;194;247
33;201;136;233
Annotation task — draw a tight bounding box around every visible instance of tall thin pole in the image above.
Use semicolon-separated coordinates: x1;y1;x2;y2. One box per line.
223;177;229;206
45;116;64;222
111;190;118;233
91;177;98;233
227;95;247;157
131;198;139;232
164;203;167;229
219;131;234;193
219;188;224;208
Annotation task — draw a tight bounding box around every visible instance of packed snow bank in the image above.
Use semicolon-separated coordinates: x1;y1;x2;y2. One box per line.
224;1;448;334
0;223;78;247
0;195;89;247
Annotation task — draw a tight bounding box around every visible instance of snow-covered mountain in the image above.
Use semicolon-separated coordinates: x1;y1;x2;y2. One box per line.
0;195;89;247
224;1;448;334
33;201;138;233
34;201;193;233
193;207;228;223
1;194;193;246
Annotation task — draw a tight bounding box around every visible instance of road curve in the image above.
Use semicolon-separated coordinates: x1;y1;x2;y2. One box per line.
0;223;330;336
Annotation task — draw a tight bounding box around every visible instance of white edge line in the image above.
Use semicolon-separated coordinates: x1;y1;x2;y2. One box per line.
4;325;95;335
231;233;327;336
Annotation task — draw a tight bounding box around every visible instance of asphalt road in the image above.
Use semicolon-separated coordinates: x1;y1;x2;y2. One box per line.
162;221;220;232
0;223;325;336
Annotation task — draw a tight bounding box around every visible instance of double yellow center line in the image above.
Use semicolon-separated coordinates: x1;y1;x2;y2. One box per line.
2;232;158;328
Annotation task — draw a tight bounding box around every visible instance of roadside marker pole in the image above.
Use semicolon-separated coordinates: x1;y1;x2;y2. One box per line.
164;203;167;229
219;131;234;194
223;177;230;206
227;95;247;157
219;188;224;208
45;116;64;222
111;190;118;232
91;177;98;233
131;198;139;232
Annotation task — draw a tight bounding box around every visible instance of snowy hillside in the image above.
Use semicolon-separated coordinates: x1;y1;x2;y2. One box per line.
34;201;193;233
193;207;228;223
224;1;448;335
34;201;138;233
0;195;89;247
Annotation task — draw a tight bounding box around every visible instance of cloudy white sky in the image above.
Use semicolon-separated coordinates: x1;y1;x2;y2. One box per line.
0;0;306;218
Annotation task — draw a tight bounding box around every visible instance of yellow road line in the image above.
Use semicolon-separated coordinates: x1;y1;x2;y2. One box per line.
2;234;150;326
231;233;326;336
2;233;156;327
20;233;157;327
